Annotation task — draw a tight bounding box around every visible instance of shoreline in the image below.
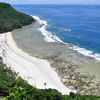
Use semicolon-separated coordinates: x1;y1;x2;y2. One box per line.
11;20;100;95
33;16;100;61
0;32;75;95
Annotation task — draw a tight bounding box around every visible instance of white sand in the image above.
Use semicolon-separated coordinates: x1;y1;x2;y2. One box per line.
0;32;76;95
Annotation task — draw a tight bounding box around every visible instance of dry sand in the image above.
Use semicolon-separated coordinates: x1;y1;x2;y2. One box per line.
0;32;76;95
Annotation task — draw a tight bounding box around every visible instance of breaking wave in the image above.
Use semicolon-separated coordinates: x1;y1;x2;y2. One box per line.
33;15;100;61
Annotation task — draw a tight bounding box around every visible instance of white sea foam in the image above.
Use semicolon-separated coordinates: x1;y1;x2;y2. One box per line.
32;15;100;61
62;28;72;32
33;16;64;43
72;45;100;61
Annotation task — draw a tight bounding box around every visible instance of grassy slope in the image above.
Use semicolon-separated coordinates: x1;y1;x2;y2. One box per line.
0;63;100;100
0;3;35;33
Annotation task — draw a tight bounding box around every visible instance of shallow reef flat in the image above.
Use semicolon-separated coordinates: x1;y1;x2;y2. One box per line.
12;23;100;95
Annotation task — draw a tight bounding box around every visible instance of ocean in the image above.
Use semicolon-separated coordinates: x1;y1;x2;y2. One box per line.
13;4;100;60
11;4;100;80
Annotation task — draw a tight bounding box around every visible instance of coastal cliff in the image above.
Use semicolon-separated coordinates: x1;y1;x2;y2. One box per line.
0;3;35;33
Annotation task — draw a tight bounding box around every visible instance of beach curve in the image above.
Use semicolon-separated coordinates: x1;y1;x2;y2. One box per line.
0;32;76;95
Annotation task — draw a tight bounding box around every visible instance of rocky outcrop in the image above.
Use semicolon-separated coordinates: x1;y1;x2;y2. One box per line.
46;56;100;96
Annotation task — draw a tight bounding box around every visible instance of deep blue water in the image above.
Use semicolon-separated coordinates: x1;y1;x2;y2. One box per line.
13;4;100;54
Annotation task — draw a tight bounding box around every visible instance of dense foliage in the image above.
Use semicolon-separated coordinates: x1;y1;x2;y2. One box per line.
0;64;17;96
0;63;100;100
0;3;35;33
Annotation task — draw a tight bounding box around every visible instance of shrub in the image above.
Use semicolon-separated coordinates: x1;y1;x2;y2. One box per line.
0;3;35;33
0;62;100;100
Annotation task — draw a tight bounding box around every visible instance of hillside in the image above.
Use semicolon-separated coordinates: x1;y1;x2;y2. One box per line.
0;3;35;33
0;61;100;99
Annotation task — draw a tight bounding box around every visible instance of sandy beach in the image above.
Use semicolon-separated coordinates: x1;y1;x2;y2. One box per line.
11;19;100;95
0;32;75;95
0;16;99;96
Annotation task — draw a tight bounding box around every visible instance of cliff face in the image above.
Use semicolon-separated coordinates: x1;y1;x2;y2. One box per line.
0;3;35;33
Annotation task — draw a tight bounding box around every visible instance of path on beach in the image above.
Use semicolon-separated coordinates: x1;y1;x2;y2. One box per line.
0;32;74;95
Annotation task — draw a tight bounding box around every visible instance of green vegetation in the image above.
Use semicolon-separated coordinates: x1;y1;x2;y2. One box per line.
0;64;17;96
0;2;100;100
0;63;100;100
0;3;35;33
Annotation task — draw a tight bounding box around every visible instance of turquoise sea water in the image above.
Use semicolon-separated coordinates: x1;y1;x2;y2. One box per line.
13;4;100;59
